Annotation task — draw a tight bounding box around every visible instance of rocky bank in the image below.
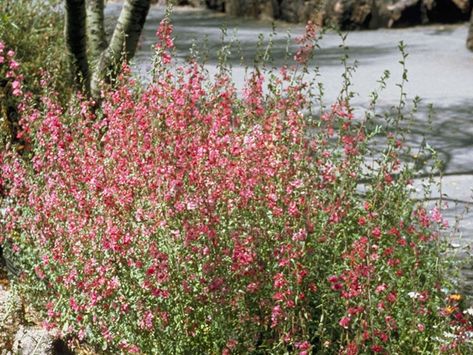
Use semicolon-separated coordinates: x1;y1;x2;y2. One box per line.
168;0;472;30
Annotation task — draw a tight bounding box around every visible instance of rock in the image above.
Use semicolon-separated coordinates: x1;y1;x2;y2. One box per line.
205;0;323;22
452;0;470;11
201;0;473;30
224;0;279;20
322;0;472;30
155;0;206;6
279;0;323;23
0;287;10;315
423;0;471;23
0;282;21;353
179;0;206;6
0;263;70;354
205;0;226;12
12;326;53;355
260;0;280;21
385;0;424;28
225;0;258;17
324;0;377;29
468;9;473;50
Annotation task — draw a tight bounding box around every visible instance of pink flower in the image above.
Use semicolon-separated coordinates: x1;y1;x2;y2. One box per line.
271;304;283;328
34;265;45;279
375;283;387;294
372;227;381;239
386;292;397;303
430;207;449;227
292;229;307;241
358;216;366;226
344;342;359;355
9;60;19;70
294;21;318;64
226;338;238;350
296;340;311;355
273;273;287;289
246;282;259;293
327;275;338;283
69;297;80;312
339;316;351;329
371;344;384;353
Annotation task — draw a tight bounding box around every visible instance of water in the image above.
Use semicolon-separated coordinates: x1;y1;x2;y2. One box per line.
107;3;473;292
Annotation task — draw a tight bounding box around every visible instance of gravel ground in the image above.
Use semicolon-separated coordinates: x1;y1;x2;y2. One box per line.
0;263;54;355
0;263;20;353
0;262;96;355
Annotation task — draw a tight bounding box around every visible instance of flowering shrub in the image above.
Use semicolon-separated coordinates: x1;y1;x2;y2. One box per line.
0;0;70;101
0;0;70;153
0;42;24;147
1;21;472;353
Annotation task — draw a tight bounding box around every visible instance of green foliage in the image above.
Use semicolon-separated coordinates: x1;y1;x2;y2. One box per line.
0;0;72;103
1;12;472;355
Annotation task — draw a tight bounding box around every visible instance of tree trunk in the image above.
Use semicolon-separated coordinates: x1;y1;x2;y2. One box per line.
86;0;108;58
65;0;90;89
468;8;473;51
91;0;151;97
65;0;151;97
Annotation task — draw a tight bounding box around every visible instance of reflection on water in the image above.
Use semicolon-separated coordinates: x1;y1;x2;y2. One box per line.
106;3;473;295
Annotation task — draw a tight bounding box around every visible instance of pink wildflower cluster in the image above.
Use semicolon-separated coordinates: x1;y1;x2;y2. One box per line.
294;20;318;65
0;27;470;354
0;42;23;97
155;19;174;65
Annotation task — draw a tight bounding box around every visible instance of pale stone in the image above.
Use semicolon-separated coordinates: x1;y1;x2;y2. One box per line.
12;326;53;355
